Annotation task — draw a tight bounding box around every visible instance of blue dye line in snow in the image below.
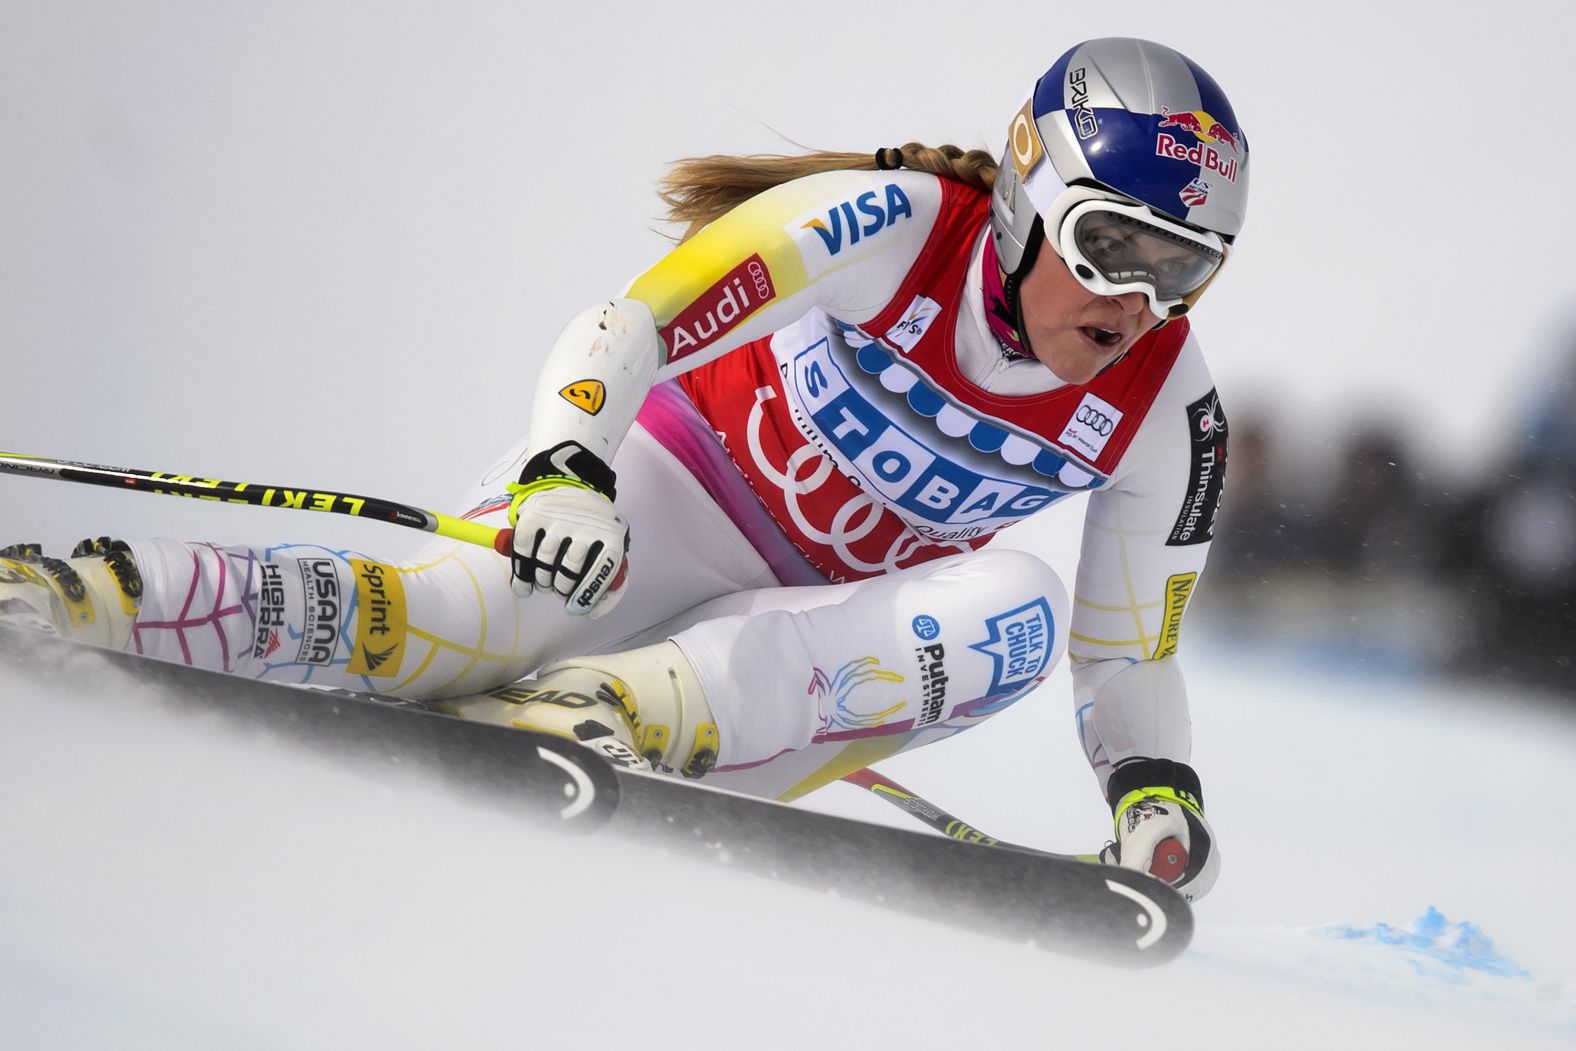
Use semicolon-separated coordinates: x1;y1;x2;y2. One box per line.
1326;907;1531;981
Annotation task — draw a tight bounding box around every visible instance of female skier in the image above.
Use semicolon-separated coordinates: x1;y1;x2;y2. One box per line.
1;37;1246;901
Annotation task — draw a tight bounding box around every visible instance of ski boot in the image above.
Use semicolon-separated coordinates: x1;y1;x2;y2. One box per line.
437;640;719;776
1098;758;1221;902
0;537;142;650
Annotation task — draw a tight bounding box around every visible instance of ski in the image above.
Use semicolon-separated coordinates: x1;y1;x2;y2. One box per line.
608;761;1190;965
1;626;1191;965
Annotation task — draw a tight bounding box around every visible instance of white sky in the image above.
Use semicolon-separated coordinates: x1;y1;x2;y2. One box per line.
4;1;1575;551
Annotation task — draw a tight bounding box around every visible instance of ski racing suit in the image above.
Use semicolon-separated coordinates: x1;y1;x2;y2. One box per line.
104;169;1228;803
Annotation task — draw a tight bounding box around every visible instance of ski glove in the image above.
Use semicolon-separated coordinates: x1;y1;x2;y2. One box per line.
1098;758;1220;902
506;441;629;618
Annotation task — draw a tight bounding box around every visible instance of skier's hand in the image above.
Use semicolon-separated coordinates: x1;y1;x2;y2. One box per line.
1098;759;1220;902
506;441;629;618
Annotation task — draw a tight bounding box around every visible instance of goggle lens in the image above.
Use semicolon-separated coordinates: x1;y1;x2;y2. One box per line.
1070;210;1222;302
1048;194;1228;318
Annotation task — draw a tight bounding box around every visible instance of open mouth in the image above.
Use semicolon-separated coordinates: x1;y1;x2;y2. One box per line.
1081;326;1124;348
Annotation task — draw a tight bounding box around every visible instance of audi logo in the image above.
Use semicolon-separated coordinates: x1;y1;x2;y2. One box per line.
746;260;771;299
1076;406;1115;436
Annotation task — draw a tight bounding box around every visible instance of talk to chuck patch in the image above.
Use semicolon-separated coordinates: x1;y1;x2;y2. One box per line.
1167;389;1228;546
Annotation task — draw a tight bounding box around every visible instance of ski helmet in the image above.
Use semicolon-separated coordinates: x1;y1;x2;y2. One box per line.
990;38;1249;322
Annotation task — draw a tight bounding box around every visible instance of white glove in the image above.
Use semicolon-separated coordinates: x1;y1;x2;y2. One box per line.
507;441;630;618
1098;759;1220;902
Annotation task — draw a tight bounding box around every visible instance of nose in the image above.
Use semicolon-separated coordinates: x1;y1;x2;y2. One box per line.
1106;291;1149;316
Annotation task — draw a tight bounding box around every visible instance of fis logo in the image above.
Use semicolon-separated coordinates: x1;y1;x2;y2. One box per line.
970;597;1056;701
347;557;407;677
793;183;913;278
883;295;942;353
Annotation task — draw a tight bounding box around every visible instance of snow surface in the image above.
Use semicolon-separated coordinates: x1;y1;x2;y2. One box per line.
2;638;1573;1050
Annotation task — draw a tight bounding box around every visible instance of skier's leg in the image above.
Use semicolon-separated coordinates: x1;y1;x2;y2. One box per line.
677;547;1068;780
0;425;779;698
446;547;1069;790
435;639;719;776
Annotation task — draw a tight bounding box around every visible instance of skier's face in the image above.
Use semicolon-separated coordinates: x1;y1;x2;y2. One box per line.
1018;243;1159;385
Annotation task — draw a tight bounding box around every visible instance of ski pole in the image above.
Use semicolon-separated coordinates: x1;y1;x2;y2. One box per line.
0;451;514;555
842;767;1096;862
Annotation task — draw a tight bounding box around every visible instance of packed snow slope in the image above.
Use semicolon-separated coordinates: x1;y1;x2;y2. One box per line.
2;633;1572;1050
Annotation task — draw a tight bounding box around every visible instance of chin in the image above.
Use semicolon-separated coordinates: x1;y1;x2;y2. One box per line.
1043;364;1091;385
1037;354;1104;386
1035;334;1123;386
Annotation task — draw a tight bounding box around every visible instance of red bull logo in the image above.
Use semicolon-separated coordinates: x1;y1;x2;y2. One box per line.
1158;106;1241;153
1156;133;1239;183
1205;121;1240;152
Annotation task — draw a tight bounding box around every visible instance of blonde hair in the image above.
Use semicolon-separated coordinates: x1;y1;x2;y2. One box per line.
658;142;998;242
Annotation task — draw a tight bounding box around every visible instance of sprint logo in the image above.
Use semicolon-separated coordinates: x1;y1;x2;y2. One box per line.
347;558;408;678
357;642;400;673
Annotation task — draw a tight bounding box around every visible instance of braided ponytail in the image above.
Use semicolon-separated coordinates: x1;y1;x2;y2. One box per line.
658;142;998;242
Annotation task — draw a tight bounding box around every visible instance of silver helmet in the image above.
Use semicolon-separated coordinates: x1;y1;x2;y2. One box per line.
990;38;1249;321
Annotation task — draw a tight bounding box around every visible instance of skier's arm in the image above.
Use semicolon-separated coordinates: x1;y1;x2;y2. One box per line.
524;169;940;467
1067;340;1226;899
510;170;940;612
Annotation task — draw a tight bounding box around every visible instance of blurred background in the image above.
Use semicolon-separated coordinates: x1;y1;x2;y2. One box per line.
1199;322;1576;695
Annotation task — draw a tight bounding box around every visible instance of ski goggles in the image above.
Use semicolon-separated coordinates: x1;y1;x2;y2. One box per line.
1047;191;1227;319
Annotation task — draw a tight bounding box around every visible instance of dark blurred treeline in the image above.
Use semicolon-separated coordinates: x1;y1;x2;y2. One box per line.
1198;374;1576;698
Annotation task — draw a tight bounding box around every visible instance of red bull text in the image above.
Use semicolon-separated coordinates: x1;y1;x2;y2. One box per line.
1155;134;1239;183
